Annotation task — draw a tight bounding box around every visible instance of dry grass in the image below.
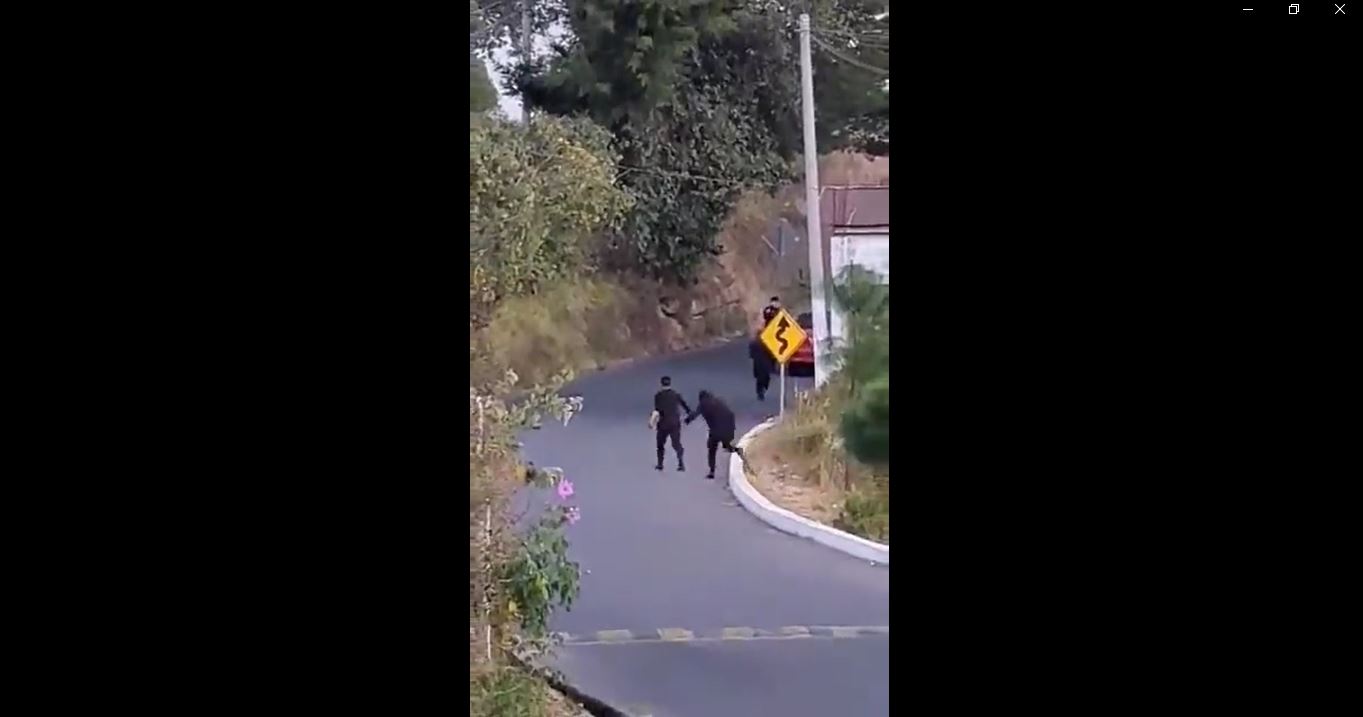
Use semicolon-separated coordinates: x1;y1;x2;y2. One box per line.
469;663;588;717
820;150;891;186
472;275;750;389
475;279;629;387
743;377;890;543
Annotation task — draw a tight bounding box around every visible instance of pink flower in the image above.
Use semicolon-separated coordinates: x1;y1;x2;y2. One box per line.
556;479;575;500
565;506;580;525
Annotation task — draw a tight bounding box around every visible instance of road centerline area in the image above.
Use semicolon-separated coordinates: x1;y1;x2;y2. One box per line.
557;624;890;645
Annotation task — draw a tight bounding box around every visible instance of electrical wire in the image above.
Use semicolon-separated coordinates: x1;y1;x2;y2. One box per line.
810;24;891;44
809;33;890;75
815;33;890;51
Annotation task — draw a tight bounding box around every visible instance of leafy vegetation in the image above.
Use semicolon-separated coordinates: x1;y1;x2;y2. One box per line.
469;116;632;327
841;373;888;466
828;265;890;467
470;370;584;716
518;0;799;282
809;0;890;154
470;665;554;717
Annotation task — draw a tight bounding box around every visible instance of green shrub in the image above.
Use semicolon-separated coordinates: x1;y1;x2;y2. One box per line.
470;116;632;326
829;265;889;397
834;479;889;544
842;373;889;467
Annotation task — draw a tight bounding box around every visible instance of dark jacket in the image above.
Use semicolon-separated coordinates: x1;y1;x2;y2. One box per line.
749;337;776;378
653;388;692;430
686;391;736;438
762;305;780;324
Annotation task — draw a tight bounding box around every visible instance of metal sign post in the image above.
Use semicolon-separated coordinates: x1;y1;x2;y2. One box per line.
780;363;786;416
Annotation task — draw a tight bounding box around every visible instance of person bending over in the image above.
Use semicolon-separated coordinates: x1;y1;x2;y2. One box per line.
685;389;745;480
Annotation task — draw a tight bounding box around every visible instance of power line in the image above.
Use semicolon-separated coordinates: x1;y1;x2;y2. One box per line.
811;24;890;44
811;26;890;51
815;33;890;51
809;33;890;75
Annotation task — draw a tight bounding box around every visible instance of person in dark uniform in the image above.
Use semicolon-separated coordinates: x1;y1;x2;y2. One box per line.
652;376;691;471
761;296;781;325
748;329;776;401
685;390;745;480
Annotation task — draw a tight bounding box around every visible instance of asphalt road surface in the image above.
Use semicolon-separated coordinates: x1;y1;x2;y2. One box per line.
519;340;889;717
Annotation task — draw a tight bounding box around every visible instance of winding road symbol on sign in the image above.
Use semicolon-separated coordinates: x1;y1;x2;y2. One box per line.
759;308;807;365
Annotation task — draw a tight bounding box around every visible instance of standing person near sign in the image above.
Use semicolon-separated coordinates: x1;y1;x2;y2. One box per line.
685;390;744;480
748;328;776;401
761;296;781;325
652;376;690;472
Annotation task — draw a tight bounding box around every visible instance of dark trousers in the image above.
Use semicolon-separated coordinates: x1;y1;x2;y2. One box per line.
706;433;739;474
656;425;683;466
755;371;771;399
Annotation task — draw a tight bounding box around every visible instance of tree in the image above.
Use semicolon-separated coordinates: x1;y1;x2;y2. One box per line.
829;265;889;396
469;116;632;326
520;0;800;282
831;264;888;466
808;0;890;155
841;373;888;466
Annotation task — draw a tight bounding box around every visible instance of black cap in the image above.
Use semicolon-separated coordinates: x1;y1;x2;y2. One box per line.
660;376;671;386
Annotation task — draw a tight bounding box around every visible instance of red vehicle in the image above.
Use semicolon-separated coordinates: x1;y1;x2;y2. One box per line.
787;312;815;377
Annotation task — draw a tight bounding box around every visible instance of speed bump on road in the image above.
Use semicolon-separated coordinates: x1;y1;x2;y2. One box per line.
555;625;889;646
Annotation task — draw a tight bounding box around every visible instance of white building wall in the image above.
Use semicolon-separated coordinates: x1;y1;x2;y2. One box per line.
828;232;889;352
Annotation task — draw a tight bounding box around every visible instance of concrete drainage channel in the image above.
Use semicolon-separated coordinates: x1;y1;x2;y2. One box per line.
730;419;890;565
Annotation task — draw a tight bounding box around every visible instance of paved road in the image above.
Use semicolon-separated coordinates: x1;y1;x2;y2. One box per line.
519;340;889;717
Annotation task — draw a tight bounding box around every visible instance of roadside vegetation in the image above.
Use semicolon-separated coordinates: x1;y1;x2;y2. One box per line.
745;266;890;543
470;1;890;712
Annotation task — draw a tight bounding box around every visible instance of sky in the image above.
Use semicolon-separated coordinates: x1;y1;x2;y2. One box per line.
481;22;569;122
485;48;522;121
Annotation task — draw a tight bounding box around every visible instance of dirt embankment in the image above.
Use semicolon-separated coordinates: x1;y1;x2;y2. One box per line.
472;152;889;388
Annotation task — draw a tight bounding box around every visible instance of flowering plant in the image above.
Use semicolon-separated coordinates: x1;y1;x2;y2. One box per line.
507;468;582;640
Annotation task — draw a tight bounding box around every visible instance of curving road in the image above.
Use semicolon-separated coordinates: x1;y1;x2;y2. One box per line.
519;339;889;717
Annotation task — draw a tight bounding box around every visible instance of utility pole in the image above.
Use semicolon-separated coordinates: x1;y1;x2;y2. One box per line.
799;13;831;387
520;0;532;125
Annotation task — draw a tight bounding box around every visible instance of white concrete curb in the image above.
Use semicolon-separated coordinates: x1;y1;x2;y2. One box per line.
729;418;890;565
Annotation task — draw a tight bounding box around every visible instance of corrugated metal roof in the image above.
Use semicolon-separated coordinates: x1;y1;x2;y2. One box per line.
814;185;889;286
821;185;889;240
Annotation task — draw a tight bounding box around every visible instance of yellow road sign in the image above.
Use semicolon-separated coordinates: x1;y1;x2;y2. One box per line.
759;308;808;365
